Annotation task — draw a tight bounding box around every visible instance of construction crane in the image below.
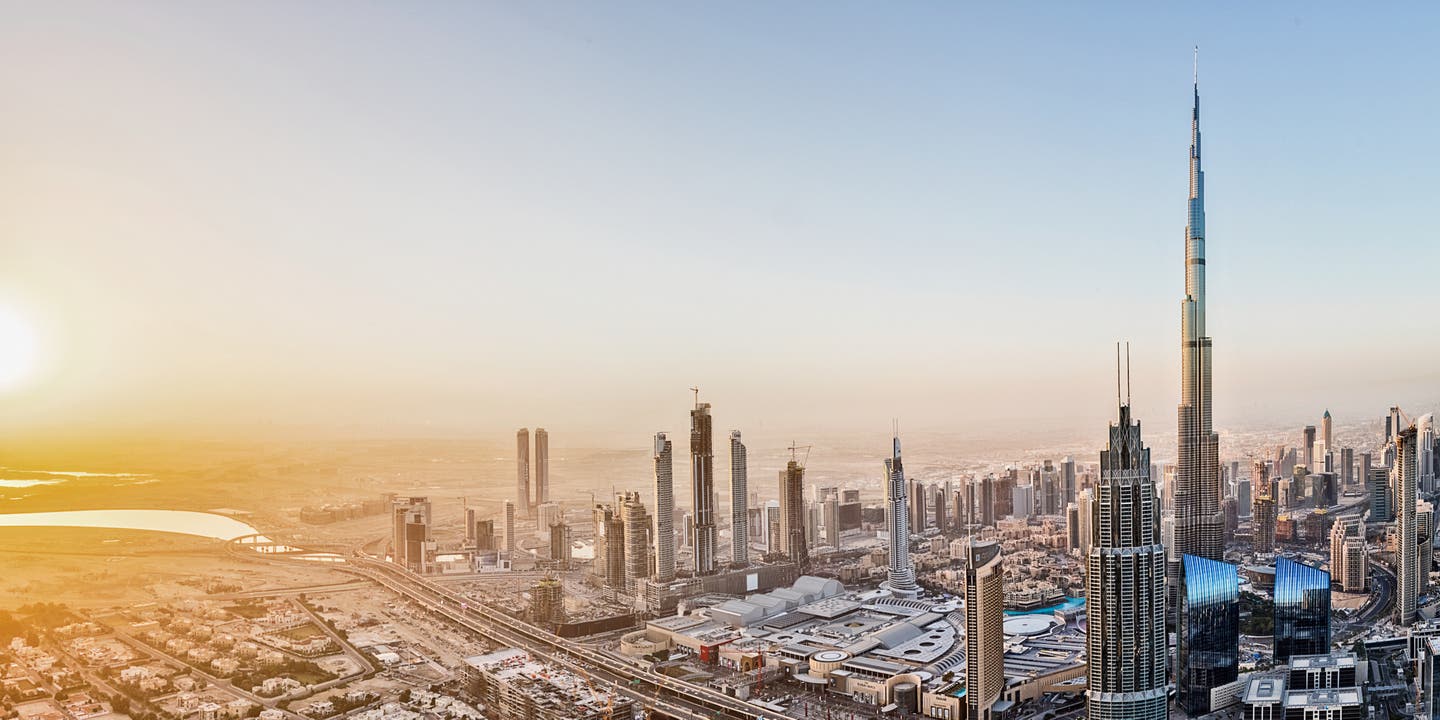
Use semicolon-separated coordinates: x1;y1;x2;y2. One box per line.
787;441;812;468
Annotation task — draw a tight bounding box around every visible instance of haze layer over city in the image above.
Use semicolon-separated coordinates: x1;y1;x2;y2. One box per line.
2;5;1439;720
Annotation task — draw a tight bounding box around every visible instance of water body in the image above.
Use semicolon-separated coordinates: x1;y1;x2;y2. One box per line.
1003;596;1086;616
0;509;261;542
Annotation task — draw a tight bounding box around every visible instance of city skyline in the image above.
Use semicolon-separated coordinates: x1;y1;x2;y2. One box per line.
3;4;1440;444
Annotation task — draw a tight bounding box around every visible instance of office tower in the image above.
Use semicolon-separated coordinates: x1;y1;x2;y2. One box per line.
1076;488;1094;557
1062;456;1077;506
1011;483;1034;519
1322;409;1333;450
1340;447;1354;487
963;538;1005;720
823;498;840;548
516;428;531;517
1273;558;1331;663
1421;414;1437;494
1361;452;1373;488
1236;478;1252;518
534;428;549;506
1178;554;1239;715
474;519;495;552
1421;500;1435;595
1221;496;1239;536
1086;398;1167;720
652;433;675;582
1065;503;1081;552
530;575;565;626
1303;425;1317;470
620;492;652;593
934;483;948;534
1399;425;1420;626
599;505;627;590
1040;459;1060;515
392;496;433;573
690;400;717;575
1174;62;1225;571
535;502;562;540
1253;496;1276;554
806;503;821;548
883;433;920;598
730;431;748;566
549;522;571;569
778;460;809;570
993;473;1013;519
503;499;517;554
763;500;781;553
909;478;927;532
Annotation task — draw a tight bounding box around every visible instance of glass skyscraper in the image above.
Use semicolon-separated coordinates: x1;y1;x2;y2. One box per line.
1274;557;1331;663
1178;553;1239;715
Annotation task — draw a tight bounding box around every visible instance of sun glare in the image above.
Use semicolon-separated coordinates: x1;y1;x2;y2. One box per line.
0;304;39;391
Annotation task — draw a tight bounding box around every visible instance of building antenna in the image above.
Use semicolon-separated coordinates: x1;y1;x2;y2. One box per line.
1115;342;1122;407
1126;341;1132;406
1194;45;1199;86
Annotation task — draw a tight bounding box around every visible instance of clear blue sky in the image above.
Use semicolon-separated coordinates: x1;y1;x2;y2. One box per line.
2;2;1437;442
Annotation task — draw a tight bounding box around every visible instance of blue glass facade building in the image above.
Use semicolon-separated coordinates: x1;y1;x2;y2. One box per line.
1178;553;1239;715
1274;557;1331;662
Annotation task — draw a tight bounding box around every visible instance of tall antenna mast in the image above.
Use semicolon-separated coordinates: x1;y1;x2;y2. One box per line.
1115;342;1122;407
1193;45;1199;86
1126;341;1132;405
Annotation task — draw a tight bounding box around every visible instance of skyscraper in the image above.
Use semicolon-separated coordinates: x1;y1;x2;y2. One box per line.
392;496;433;573
534;428;549;507
883;433;920;598
778;459;808;570
1321;409;1332;451
620;491;652;593
1303;425;1317;470
690;399;717;575
964;538;1005;720
503;499;517;554
1274;557;1331;663
1086;398;1167;720
653;433;675;582
730;430;748;567
1253;494;1277;554
1178;554;1239;715
1398;425;1419;626
1174;56;1224;573
516;428;531;517
1420;414;1436;495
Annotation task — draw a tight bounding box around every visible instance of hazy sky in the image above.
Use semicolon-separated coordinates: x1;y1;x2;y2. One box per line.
2;2;1437;445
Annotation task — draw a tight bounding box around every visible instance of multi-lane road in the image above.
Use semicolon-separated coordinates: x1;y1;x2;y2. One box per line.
343;556;778;720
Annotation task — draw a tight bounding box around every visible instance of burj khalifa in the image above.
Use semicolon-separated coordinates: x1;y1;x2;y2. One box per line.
1175;55;1224;562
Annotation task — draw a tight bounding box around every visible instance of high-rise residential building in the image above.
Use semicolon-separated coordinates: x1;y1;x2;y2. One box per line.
503;499;517;554
1011;483;1034;519
516;428;531;518
964;538;1005;720
1302;425;1317;470
549;522;571;569
1274;558;1331;663
1236;478;1252;519
934;482;948;534
1221;496;1239;536
1368;466;1392;523
620;491;652;593
1062;456;1077;506
1331;518;1366;593
392;496;433;573
883;433;920;598
1340;447;1354;487
778;460;809;570
1321;409;1333;452
1086;399;1167;720
652;433;675;582
1076;488;1094;558
764;501;781;554
535;502;562;541
730;431;748;567
1065;503;1081;552
534;428;549;507
592;501;626;591
1177;554;1239;715
474;518;496;552
1398;425;1420;626
690;400;717;575
1174;61;1225;582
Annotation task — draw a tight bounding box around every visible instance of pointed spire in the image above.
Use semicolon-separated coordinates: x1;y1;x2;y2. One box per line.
1193;45;1199;88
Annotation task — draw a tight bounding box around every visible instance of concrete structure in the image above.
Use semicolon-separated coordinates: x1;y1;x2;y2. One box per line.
691;400;718;575
392;496;433;573
653;433;675;582
530;575;565;626
504;499;516;554
730;430;748;566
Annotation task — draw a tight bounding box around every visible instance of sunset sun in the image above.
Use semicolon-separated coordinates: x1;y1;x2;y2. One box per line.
0;304;39;391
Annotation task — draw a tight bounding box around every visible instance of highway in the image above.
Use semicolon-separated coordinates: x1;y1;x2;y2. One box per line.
343;557;779;720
